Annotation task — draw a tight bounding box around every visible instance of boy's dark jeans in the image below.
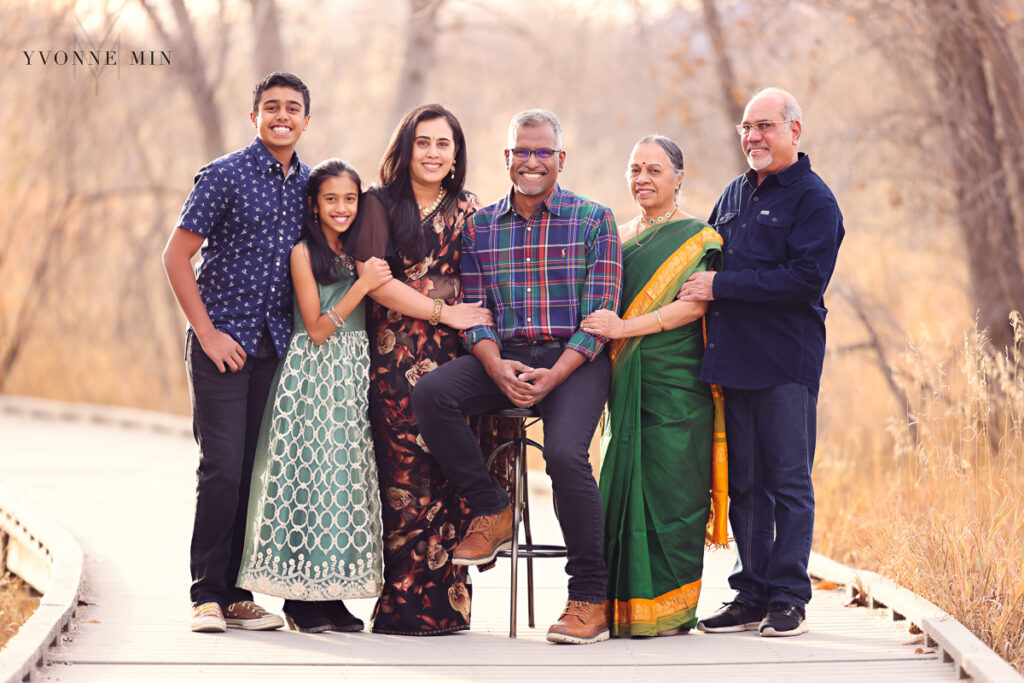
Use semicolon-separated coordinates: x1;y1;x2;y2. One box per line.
412;344;610;605
185;329;279;607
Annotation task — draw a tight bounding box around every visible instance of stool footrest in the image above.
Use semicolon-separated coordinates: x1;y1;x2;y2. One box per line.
500;544;567;559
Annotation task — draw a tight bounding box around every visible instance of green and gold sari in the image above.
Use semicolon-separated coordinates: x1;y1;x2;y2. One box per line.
600;218;728;637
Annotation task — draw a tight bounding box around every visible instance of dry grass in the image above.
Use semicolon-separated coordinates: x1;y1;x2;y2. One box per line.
0;573;39;650
815;314;1024;672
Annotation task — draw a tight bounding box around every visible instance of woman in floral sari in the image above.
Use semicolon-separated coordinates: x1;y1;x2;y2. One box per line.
350;104;513;635
582;135;728;638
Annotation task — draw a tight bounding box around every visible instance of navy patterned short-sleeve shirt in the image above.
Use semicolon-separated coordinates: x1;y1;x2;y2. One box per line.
176;137;310;357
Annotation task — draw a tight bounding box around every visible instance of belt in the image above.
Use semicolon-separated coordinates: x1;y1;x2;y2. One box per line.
505;339;567;349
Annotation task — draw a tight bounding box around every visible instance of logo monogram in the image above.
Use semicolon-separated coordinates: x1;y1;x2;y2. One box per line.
22;13;171;93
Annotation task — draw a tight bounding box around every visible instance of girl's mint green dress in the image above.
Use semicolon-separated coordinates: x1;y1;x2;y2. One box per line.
238;258;383;600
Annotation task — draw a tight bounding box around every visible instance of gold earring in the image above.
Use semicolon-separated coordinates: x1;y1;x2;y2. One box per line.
450;159;456;179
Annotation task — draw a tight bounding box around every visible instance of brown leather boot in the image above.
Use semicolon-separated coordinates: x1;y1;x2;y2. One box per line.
546;600;610;644
452;504;514;566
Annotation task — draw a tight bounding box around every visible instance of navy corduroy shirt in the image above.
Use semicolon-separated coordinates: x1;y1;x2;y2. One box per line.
701;153;844;394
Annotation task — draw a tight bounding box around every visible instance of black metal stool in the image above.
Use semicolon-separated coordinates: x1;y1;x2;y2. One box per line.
484;407;567;638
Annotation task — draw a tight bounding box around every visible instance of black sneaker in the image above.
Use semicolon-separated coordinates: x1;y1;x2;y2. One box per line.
759;602;808;637
696;600;764;633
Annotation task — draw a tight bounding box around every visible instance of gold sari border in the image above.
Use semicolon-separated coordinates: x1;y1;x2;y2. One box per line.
605;579;702;635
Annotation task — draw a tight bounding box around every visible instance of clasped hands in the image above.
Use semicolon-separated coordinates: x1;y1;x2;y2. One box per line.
487;358;563;408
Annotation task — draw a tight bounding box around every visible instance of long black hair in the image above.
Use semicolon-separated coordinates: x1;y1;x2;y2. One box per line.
377;103;468;263
302;158;362;285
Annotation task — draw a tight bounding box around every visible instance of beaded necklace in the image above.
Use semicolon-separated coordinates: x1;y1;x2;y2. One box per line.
635;207;677;246
418;187;447;218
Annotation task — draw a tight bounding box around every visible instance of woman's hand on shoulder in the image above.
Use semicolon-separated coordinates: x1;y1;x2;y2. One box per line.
358;256;392;290
581;308;625;339
440;301;494;330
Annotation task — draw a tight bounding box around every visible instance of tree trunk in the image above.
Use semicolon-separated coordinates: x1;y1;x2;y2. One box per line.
249;0;284;79
388;0;445;127
700;0;747;173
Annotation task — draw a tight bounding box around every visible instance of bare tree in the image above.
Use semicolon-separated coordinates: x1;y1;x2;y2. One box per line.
828;0;1024;352
926;0;1024;352
138;0;227;159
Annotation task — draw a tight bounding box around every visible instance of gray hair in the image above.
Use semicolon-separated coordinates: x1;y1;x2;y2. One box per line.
629;134;685;200
507;109;563;149
750;86;803;123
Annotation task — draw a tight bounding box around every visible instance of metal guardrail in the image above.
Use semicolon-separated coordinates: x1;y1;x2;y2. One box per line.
0;485;83;683
809;552;1023;682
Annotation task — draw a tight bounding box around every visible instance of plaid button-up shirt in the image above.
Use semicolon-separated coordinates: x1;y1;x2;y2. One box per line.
461;185;622;361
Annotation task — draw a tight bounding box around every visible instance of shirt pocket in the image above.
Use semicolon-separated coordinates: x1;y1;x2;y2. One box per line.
750;209;793;262
711;210;739;242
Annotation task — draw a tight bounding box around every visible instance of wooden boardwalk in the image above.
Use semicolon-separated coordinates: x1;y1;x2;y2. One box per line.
0;408;959;682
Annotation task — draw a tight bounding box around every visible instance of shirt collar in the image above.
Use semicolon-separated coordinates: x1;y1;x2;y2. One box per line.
247;137;300;176
498;183;567;219
743;152;810;188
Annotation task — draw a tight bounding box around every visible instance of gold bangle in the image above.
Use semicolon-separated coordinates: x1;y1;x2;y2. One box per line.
428;297;444;326
653;309;664;331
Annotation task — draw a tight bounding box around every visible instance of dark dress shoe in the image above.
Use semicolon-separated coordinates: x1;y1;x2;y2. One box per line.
322;600;364;632
282;599;331;633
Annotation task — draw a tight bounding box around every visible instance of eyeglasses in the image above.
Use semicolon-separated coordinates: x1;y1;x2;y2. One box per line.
735;120;792;136
508;147;561;160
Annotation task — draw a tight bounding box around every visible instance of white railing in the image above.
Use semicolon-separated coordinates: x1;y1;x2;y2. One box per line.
0;485;83;683
809;552;1022;682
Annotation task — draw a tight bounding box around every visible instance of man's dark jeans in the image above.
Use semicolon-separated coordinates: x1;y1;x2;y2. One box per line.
412;344;609;604
724;383;817;607
185;329;279;607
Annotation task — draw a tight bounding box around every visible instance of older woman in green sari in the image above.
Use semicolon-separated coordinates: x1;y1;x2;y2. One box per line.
582;135;728;638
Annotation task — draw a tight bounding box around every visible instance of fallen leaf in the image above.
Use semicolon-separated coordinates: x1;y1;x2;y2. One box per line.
816;580;838;590
88;619;101;624
908;623;922;634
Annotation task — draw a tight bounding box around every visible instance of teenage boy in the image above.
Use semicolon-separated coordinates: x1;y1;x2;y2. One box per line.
162;72;311;633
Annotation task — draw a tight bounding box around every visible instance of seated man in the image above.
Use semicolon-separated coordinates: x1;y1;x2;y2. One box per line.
412;108;622;645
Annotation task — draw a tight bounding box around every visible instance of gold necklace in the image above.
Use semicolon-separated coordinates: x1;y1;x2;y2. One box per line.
635;207;676;246
418;187;447;218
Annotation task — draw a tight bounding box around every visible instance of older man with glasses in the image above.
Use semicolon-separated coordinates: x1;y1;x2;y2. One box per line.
679;87;844;637
412;108;622;644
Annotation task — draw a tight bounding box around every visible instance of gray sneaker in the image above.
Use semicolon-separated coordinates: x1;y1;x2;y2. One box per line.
696;600;764;633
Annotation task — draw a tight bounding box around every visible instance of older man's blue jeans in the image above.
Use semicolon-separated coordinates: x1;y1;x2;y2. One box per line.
724;383;817;607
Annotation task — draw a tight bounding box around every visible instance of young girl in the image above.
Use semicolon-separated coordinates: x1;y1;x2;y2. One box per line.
237;159;393;633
